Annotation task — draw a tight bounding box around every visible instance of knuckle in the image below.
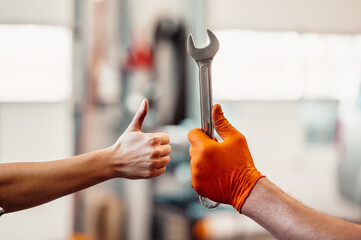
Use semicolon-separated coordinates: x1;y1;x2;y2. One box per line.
150;161;158;168
235;132;247;144
149;136;160;145
151;156;170;168
152;148;161;157
215;117;228;127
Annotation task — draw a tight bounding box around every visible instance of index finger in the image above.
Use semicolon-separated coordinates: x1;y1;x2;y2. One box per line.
149;132;170;145
187;128;213;145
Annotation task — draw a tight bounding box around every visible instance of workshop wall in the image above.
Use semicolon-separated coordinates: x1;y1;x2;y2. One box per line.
0;0;74;239
1;0;361;240
0;0;73;26
207;0;361;34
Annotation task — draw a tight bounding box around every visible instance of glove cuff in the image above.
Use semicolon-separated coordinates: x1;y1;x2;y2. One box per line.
231;169;265;212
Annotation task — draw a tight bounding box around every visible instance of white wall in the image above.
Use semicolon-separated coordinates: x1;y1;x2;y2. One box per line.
207;0;361;33
0;103;74;240
0;0;73;26
0;0;75;239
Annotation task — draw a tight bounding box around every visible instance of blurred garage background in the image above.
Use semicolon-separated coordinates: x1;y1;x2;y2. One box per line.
0;0;361;239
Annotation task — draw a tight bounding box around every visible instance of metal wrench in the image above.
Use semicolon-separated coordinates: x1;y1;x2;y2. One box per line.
187;29;220;209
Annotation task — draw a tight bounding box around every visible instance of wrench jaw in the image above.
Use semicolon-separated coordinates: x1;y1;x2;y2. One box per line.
187;29;220;62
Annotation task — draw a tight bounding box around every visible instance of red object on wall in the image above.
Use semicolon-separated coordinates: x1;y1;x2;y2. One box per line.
125;39;154;70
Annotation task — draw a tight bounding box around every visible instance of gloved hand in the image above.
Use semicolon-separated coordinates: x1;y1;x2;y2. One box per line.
188;104;264;212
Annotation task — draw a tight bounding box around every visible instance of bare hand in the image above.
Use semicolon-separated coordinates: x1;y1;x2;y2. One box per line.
109;99;171;179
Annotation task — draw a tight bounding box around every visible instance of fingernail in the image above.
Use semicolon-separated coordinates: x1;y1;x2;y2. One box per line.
139;99;146;110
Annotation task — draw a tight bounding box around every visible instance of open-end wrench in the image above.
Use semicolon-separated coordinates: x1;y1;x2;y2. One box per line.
187;29;220;209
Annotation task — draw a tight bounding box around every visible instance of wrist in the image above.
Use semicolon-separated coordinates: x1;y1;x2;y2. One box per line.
240;177;274;216
106;142;130;179
89;147;116;181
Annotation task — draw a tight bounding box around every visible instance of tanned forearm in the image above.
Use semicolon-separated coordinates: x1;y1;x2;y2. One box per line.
241;178;361;240
0;149;112;213
0;99;172;214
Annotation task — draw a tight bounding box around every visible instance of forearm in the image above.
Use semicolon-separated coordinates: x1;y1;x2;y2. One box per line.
0;100;171;214
242;178;361;240
0;148;113;213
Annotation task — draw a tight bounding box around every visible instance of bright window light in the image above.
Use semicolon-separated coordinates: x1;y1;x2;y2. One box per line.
213;30;361;101
0;25;72;102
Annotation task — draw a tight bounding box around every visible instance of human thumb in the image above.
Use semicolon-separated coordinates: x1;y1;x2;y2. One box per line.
212;104;237;140
126;99;148;132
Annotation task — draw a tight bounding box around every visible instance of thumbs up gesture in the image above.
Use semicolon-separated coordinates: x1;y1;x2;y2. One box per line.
109;99;171;179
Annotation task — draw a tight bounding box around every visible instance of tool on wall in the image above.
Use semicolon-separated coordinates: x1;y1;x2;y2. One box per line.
187;29;220;209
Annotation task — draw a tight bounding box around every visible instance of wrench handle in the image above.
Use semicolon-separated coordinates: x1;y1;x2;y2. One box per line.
198;62;214;138
197;61;220;209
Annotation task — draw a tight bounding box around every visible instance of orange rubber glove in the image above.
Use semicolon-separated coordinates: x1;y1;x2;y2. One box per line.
188;104;265;212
